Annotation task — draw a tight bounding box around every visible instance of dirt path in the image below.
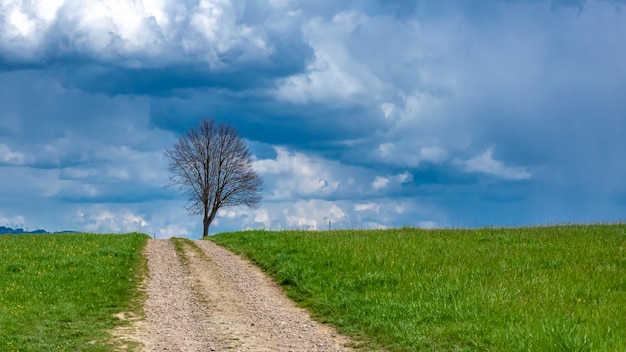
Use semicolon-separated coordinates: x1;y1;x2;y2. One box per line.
122;239;355;351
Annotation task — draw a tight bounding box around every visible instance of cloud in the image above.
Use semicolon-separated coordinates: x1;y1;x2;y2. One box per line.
0;0;64;59
354;202;380;213
2;0;250;64
375;142;449;168
214;195;451;232
0;143;27;165
372;172;413;190
371;176;389;190
0;0;313;95
157;223;191;239
454;148;532;181
68;200;196;236
0;214;26;228
285;200;345;230
281;199;347;230
254;146;368;200
252;208;270;229
76;206;148;233
275;12;386;105
253;145;418;204
396;171;413;183
351;198;448;229
205;199;348;231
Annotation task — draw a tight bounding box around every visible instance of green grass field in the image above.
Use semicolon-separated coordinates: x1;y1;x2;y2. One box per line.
210;224;626;351
0;233;148;351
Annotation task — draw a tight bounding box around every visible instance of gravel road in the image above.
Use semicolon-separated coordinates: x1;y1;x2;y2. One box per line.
121;239;356;351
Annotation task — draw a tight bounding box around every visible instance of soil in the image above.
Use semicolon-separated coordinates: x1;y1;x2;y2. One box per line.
118;239;357;351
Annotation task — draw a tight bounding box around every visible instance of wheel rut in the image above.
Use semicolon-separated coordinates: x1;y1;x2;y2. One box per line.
121;238;355;351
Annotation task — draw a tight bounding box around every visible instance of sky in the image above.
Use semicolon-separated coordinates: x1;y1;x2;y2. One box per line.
1;0;625;238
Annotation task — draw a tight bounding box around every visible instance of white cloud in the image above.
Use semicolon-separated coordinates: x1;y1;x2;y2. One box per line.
354;202;380;213
375;142;448;167
276;11;387;105
282;199;346;230
372;172;412;190
139;201;198;238
7;6;36;37
351;198;449;230
419;146;447;163
0;0;272;67
396;171;412;184
377;142;395;158
454;148;532;181
0;214;26;228
227;154;403;197
157;223;191;239
372;176;390;190
0;143;26;165
76;207;148;233
67;0;162;55
207;194;451;234
214;199;348;231
380;102;396;119
187;0;270;67
0;0;64;57
189;206;274;233
217;209;237;219
253;208;271;229
275;44;371;104
253;147;344;200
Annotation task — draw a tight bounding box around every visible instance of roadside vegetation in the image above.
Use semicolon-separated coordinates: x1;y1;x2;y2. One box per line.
210;224;626;351
0;233;148;351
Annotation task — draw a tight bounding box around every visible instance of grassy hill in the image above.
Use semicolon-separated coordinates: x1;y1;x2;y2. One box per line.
3;225;624;351
0;233;148;351
210;224;626;351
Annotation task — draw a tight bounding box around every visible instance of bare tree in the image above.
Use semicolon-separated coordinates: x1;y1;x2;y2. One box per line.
165;117;263;237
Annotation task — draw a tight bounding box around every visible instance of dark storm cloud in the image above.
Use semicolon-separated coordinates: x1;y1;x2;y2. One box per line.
148;91;387;151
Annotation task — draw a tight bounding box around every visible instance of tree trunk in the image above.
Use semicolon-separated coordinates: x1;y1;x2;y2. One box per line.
203;209;210;238
204;208;218;238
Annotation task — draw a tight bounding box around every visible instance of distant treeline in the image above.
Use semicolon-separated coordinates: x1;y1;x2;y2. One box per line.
0;226;76;235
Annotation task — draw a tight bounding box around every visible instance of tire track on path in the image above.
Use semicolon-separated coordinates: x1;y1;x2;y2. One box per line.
124;239;356;351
